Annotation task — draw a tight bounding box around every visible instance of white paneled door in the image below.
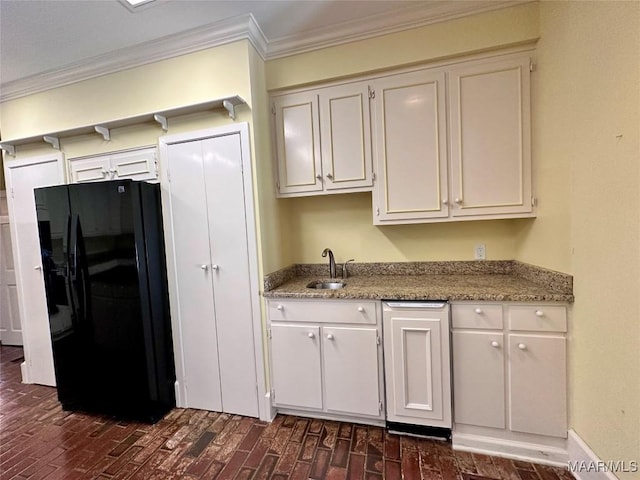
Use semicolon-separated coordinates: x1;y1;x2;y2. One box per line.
160;124;262;419
4;154;65;385
0;192;22;345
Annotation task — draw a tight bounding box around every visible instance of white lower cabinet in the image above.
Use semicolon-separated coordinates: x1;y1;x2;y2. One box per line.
451;330;505;429
270;324;322;410
323;326;380;416
267;299;384;424
451;302;569;466
508;333;567;438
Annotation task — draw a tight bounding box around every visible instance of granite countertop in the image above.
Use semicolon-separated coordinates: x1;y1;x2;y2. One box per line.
262;261;574;303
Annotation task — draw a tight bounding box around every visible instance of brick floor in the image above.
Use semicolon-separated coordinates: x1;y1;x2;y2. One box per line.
0;345;574;480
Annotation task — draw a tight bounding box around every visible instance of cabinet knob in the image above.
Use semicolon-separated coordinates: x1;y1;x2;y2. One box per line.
326;173;333;180
490;341;500;348
535;310;544;317
316;174;322;180
474;308;483;314
276;305;284;311
34;265;42;271
442;199;448;205
211;264;219;271
327;334;335;340
357;306;364;312
454;197;463;205
200;264;209;271
308;332;315;339
518;343;527;350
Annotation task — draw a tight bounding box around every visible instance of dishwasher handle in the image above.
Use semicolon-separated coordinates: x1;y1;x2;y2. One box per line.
384;301;447;309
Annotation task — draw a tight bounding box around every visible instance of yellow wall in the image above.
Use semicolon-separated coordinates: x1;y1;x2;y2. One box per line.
283;193;519;264
1;41;253;141
265;2;539;265
522;1;639;473
247;46;293;276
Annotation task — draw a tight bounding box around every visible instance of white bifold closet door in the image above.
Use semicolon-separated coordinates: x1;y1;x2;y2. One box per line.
165;131;259;418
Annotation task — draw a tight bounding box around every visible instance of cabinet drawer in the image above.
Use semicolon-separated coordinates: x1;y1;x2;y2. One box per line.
451;304;503;329
507;305;567;332
268;300;377;324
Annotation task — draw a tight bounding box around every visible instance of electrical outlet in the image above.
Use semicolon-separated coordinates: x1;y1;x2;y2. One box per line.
474;244;486;260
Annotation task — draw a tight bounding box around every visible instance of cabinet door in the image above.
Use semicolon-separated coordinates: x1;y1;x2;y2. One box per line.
372;69;448;224
4;153;65;386
509;334;567;438
385;314;451;427
69;147;158;183
110;148;158;181
270;324;322;410
452;331;505;428
323;326;380;416
0;210;22;346
448;54;532;218
69;156;110;183
273;91;323;195
319;82;372;191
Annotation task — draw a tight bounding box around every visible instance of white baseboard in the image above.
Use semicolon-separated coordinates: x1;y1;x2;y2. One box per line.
452;432;568;467
567;430;621;480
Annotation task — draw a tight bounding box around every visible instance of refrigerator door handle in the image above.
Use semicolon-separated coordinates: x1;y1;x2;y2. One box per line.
75;218;91;322
69;214;83;324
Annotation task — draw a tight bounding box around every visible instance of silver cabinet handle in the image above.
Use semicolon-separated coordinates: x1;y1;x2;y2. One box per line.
276;305;284;311
327;334;335;340
490;341;500;348
308;332;315;338
211;264;219;271
34;265;42;271
518;343;527;350
200;264;208;271
454;197;463;205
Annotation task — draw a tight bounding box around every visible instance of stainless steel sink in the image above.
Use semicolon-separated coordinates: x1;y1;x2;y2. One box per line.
307;281;346;290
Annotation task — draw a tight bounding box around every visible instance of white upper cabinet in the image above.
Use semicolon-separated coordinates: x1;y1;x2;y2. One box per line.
319;83;373;191
272;82;373;196
270;48;535;222
448;53;533;218
272;91;323;195
372;51;534;224
69;147;158;183
371;69;448;223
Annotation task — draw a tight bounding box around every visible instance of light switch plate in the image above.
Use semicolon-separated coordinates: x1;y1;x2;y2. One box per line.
474;244;486;260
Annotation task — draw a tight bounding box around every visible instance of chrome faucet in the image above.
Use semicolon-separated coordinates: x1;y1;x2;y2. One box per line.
321;248;337;278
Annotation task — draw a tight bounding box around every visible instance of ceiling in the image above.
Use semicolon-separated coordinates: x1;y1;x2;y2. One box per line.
0;0;522;100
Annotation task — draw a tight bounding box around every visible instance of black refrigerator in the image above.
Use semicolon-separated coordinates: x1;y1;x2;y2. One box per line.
35;180;176;423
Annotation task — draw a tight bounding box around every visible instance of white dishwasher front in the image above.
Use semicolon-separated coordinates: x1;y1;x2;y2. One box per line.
382;301;452;437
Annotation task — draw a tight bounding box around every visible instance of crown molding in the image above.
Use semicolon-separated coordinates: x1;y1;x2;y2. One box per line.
0;1;531;102
0;13;268;102
265;0;532;59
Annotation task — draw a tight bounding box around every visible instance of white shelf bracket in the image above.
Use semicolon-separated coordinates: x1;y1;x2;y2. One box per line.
153;114;168;131
94;125;111;141
0;143;16;156
43;135;60;150
223;100;236;121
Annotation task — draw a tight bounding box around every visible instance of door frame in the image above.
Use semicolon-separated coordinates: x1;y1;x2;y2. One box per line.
158;123;269;421
4;153;65;384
